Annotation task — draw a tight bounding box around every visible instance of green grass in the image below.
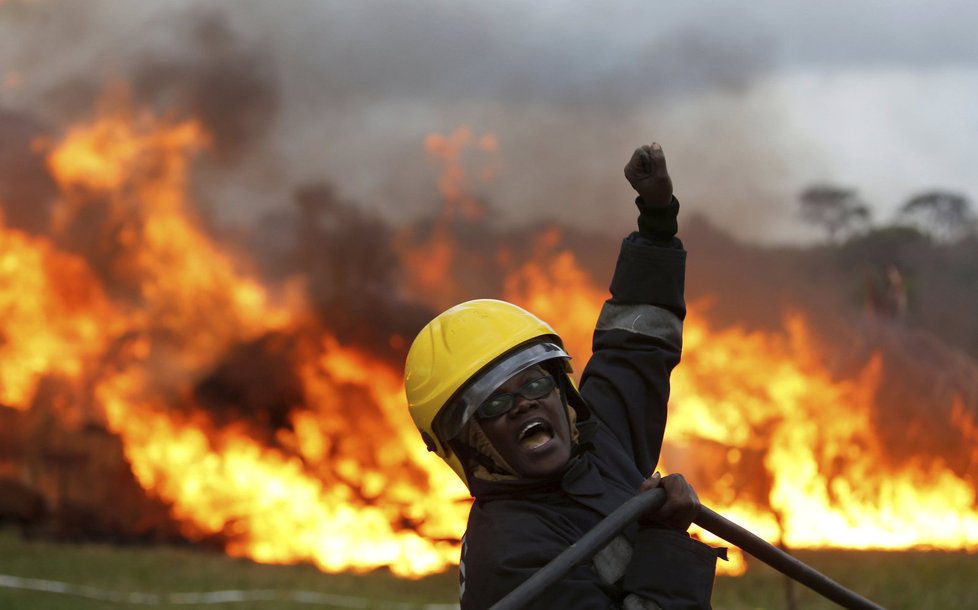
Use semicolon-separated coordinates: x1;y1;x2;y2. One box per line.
0;526;975;609
713;549;978;610
0;527;458;610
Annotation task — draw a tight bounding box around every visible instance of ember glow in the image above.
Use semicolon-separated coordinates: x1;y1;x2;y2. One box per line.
1;106;976;581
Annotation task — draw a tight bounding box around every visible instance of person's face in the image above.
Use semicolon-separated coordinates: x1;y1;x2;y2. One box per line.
477;365;573;479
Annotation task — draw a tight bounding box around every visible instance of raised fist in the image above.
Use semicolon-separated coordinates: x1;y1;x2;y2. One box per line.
624;143;673;208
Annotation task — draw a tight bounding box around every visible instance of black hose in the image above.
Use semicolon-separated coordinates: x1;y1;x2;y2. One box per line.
489;489;887;610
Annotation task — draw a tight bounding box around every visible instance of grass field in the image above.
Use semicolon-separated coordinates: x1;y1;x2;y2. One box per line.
1;527;975;609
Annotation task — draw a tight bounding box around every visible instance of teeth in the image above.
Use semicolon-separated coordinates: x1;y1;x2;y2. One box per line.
519;421;545;441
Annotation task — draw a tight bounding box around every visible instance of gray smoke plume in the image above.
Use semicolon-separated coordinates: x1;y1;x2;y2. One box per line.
3;1;976;242
0;0;787;240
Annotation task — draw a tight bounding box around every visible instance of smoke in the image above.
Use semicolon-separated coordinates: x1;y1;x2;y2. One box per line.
2;0;975;389
0;0;798;241
0;110;57;233
4;0;977;245
247;182;436;362
129;12;280;166
679;213;978;486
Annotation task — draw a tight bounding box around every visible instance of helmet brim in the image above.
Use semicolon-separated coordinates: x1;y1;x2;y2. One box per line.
433;341;570;444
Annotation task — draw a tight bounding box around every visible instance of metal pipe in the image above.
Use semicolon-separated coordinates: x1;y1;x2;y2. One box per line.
694;506;885;610
490;489;886;610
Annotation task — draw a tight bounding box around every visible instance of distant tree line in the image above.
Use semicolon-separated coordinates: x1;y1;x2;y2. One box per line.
799;185;977;244
795;182;978;359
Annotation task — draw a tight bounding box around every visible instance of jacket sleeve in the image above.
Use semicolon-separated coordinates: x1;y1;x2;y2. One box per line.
579;230;686;477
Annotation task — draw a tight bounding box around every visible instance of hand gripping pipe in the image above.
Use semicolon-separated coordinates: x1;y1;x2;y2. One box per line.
489;489;887;610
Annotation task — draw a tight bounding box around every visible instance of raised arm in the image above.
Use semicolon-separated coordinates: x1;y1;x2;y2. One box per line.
580;142;686;476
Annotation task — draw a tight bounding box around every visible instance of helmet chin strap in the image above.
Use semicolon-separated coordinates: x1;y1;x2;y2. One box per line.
548;366;582;446
453;421;519;482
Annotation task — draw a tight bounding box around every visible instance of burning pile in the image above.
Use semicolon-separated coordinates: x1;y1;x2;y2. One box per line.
1;101;977;580
1;105;468;577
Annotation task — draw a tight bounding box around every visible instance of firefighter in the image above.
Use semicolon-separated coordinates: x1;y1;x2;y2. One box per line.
404;143;720;609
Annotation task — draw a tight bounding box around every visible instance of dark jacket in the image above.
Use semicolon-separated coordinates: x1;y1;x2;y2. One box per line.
460;222;719;609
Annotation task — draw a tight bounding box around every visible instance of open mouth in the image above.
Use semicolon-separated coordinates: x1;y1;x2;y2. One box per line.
517;419;554;450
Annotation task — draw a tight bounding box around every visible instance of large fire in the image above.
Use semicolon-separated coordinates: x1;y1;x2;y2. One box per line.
1;104;976;581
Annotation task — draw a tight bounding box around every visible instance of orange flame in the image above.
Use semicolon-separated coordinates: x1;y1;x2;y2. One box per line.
398;127;501;309
93;334;468;577
671;313;978;551
10;103;471;576
503;236;978;574
0;223;112;409
424;126;497;220
3;104;976;584
391;226;978;574
46;109;291;362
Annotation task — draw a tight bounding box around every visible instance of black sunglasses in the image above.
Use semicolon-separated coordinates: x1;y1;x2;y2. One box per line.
475;376;556;420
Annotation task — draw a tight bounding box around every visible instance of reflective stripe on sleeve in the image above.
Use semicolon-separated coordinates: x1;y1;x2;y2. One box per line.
595;303;682;349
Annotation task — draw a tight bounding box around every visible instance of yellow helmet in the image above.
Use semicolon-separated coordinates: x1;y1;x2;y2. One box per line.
404;299;574;486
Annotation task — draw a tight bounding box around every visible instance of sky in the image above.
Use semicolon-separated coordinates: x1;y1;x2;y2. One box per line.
1;0;977;243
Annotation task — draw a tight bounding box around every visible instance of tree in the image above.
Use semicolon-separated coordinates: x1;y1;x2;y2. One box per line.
897;191;976;243
799;185;871;243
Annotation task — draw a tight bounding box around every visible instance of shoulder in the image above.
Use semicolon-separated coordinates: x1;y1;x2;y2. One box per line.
466;495;581;546
463;495;589;572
